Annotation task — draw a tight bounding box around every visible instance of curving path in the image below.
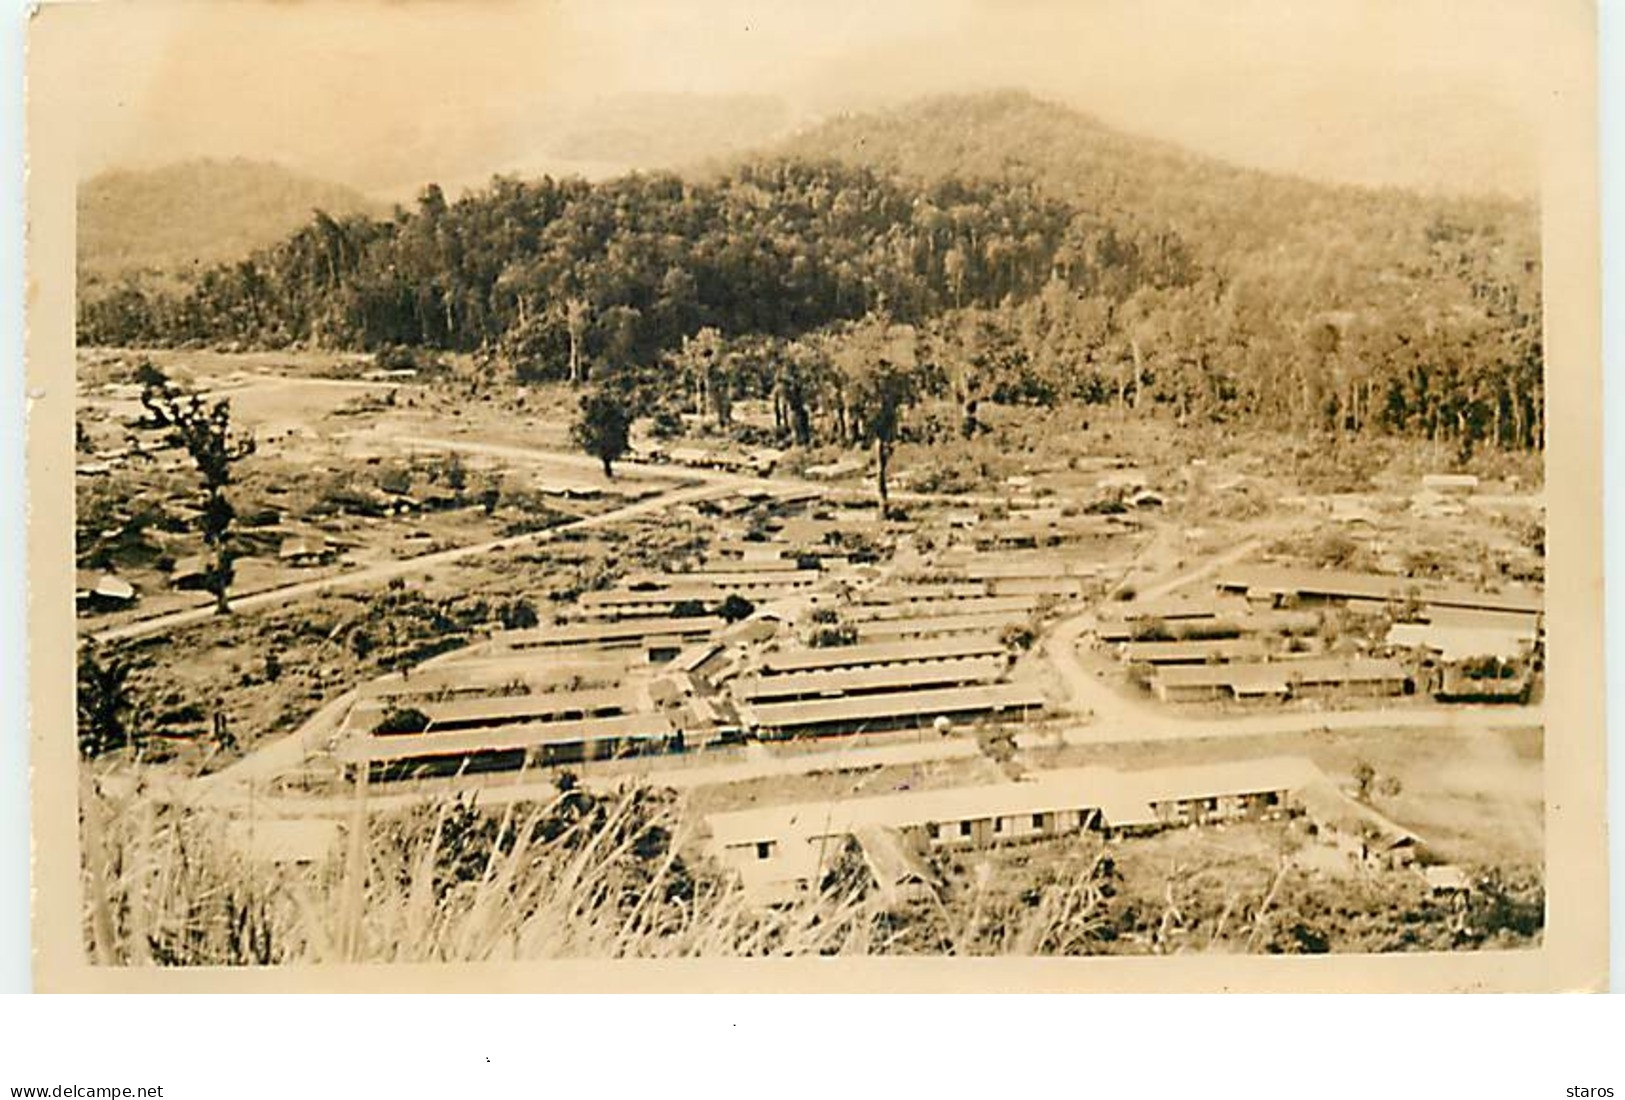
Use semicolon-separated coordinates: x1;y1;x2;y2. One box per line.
85;478;740;645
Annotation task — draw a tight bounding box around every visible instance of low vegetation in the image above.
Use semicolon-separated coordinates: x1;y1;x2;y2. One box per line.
79;780;1542;964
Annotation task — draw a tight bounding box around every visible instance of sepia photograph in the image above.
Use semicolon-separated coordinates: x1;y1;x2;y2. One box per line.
24;0;1607;991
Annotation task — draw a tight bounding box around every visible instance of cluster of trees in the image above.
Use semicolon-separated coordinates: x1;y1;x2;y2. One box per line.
81;163;1094;366
81;93;1542;457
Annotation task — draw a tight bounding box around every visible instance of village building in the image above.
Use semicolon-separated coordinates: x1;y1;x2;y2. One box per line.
706;756;1331;903
358;655;627;705
693;555;802;574
650;569;819;594
1117;638;1268;666
709;540;792;563
857;610;1029;643
577;585;728;618
983;575;1089;599
1214;566;1541;617
1421;473;1480;495
346;685;640;737
1293;782;1422;870
852;582;991;605
739;682;1044;739
1150;657;1408;703
843;595;1038;623
755;634;1007;675
75;571;137;610
1384;621;1535;664
733;656;1007;704
490;616;725;653
168;555;211;591
337;711;683;781
279;534;334;568
802;458;866;481
1095;594;1252;642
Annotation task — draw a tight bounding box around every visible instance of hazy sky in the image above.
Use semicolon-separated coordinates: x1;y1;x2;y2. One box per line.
49;0;1564;199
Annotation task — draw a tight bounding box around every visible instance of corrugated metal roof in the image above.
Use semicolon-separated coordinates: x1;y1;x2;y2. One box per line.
1420;605;1542;633
497;617;724;647
1118;638;1268;664
350;687;633;731
742;682;1043;731
757;635;1006;674
1295;781;1421;850
337;712;675;764
654;570;818;589
852;583;990;605
1101;594;1251;624
579;586;726;607
963;558;1104;580
1386;623;1532;662
735;657;1005;702
1217;566;1542;616
1154;658;1406;690
707;756;1325;848
845;595;1038;623
858;611;1027;641
695;557;802;574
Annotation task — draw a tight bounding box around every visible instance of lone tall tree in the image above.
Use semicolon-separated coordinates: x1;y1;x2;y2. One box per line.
138;362;256;614
837;317;920;519
562;296;591;385
571;387;632;478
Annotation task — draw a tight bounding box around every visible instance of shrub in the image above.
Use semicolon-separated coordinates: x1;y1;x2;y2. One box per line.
500;599;540;630
808;624;858;648
373;707;431;735
650;407;685;440
1000;622;1037;651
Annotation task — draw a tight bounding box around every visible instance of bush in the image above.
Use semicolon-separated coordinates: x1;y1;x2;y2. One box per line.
500;599;540;630
1000;622;1037;651
650;407;685;440
1130;617;1171;642
808;624;858;648
373;707;431;735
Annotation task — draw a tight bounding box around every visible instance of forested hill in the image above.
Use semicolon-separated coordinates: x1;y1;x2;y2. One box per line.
78;92;1543;454
79;159;384;289
778;91;1537;315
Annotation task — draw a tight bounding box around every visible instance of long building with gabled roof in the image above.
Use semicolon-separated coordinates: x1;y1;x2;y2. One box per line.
337;711;681;779
1151;657;1408;702
733;656;1006;704
706;756;1337;902
857;611;1028;643
740;682;1044;738
756;635;1007;675
492;616;725;651
1215;566;1542;617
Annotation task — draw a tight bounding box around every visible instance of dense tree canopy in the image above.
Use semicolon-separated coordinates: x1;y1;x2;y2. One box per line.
80;93;1541;454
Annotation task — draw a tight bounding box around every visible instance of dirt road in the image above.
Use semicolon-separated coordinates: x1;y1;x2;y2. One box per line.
1042;535;1264;725
85;477;737;645
1036;533;1544;745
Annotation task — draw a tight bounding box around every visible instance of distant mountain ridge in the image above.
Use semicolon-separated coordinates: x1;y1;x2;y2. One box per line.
78;91;1541;464
771;90;1536;269
78;159;384;288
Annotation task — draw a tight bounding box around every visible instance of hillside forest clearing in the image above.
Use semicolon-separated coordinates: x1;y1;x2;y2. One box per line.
74;337;1544;961
68;92;1546;964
